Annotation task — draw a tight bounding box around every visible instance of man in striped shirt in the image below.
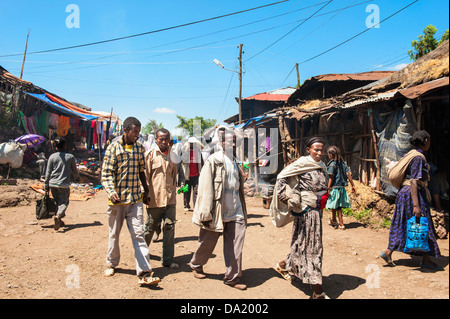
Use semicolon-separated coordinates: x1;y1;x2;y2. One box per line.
101;116;160;286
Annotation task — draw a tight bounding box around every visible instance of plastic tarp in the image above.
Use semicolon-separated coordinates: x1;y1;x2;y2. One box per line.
45;93;104;119
25;92;98;120
375;100;418;197
234;113;277;129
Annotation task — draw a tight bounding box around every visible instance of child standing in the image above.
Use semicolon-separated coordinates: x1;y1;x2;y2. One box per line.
326;146;356;230
44;136;80;230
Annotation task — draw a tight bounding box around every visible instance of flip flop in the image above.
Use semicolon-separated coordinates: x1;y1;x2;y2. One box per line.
379;251;396;267
138;272;161;286
328;219;338;227
273;263;292;281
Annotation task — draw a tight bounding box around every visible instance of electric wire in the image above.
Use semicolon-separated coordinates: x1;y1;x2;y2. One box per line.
245;0;334;62
300;0;419;64
0;0;290;58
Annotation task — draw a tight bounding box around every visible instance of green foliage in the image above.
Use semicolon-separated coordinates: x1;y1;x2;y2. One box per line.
176;115;216;136
340;207;391;229
408;24;449;61
141;119;164;135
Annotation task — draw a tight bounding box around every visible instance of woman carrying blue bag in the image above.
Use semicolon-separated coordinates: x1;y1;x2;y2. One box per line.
380;130;443;270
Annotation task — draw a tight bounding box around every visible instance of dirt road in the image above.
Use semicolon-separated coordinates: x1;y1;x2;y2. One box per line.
0;187;448;300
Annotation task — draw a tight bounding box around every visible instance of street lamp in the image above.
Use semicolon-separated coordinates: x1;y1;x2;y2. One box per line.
213;44;243;125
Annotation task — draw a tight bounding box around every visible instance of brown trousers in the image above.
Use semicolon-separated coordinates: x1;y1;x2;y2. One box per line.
189;219;246;284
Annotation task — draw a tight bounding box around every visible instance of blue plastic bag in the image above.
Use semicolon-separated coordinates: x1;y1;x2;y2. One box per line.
404;216;430;253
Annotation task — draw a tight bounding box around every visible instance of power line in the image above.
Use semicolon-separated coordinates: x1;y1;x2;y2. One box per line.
300;0;419;64
0;0;290;58
245;0;334;62
12;1;371;74
280;65;296;87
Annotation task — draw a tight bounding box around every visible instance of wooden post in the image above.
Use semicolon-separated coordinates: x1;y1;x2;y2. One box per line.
371;130;381;191
20;29;31;79
97;119;102;162
300;123;304;157
238;44;243;125
416;98;422;130
277;113;287;165
252;124;258;194
295;120;299;158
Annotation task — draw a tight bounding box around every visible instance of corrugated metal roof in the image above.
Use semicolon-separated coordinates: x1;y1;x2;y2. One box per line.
243;87;296;101
342;90;397;108
341;77;449;108
312;71;395;82
396;77;449;99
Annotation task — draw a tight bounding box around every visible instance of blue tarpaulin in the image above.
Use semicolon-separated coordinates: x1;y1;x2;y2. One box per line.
234;114;276;129
25;92;99;120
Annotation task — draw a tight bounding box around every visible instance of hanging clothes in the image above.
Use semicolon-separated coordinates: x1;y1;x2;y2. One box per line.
101;122;106;149
92;121;98;146
85;120;93;150
38;110;50;137
56;115;71;136
25;115;38;134
48;113;59;128
18;111;30;134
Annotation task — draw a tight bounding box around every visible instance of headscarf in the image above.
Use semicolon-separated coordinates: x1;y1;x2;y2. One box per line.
305;136;325;148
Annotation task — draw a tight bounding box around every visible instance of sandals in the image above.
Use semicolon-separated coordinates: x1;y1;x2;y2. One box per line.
328;219;338;227
104;267;115;277
138;272;161;286
273;263;292;281
379;251;396;267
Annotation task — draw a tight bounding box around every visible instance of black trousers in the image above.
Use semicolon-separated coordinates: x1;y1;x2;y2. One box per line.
183;175;199;209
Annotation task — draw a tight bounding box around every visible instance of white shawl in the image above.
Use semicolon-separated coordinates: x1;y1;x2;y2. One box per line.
270;156;325;227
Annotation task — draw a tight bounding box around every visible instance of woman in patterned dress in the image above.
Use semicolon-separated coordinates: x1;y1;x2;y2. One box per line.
380;130;442;270
274;137;329;299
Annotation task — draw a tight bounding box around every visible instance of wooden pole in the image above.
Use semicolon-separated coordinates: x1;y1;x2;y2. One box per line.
296;63;300;89
371;130;381;191
20;29;31;79
252;125;258;193
238;44;243;125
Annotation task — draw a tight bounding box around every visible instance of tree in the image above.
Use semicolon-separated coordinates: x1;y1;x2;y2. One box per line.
176;115;216;136
408;25;449;61
141;119;163;135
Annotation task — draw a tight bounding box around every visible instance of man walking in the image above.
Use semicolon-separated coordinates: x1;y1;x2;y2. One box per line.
189;128;248;290
181;137;203;211
144;128;179;269
101;117;160;286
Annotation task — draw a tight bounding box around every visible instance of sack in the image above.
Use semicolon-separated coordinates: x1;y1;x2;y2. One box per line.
404;216;430;253
36;193;57;220
388;150;426;189
270;176;297;227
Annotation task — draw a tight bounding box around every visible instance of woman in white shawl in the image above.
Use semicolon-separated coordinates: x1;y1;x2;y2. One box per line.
272;137;329;299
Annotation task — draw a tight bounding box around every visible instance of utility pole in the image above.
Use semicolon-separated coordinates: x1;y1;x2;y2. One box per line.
20;29;31;79
295;63;300;89
238;43;243;125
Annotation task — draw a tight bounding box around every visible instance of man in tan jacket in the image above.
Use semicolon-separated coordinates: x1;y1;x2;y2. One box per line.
144;128;179;269
189;128;248;290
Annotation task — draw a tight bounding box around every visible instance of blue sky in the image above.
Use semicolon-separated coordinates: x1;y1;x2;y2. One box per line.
0;0;448;135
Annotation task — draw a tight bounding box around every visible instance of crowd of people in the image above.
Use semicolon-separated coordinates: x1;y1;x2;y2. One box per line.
41;115;446;299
